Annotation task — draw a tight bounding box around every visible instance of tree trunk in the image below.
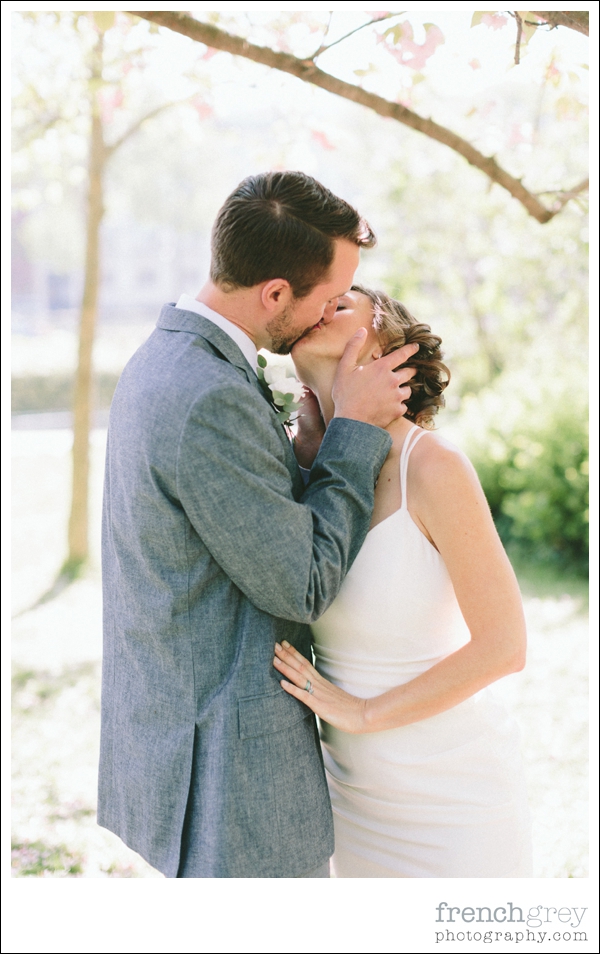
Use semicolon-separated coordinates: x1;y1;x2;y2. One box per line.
66;39;106;572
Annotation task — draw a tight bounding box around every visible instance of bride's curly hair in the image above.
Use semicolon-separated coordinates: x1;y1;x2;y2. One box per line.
352;285;450;430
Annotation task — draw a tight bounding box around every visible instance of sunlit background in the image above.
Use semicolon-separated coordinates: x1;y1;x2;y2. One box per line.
11;8;588;878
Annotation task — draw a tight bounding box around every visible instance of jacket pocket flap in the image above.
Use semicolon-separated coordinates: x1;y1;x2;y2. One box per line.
238;689;312;740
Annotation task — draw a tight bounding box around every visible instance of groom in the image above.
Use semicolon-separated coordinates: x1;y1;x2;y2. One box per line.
98;171;416;878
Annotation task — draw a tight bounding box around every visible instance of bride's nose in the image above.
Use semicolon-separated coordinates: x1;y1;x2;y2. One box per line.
321;298;339;324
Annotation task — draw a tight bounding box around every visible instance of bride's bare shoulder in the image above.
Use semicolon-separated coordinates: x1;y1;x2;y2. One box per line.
409;430;481;497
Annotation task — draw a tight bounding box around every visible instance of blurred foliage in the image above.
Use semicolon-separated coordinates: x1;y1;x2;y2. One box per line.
502;548;589;605
381;160;588;396
12;373;120;414
11;11;588;574
374;148;588;576
450;366;588;574
11;11;208;271
12;663;100;714
11;839;84;877
12;11;588;272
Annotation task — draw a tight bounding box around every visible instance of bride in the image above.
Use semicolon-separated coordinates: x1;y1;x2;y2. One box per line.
273;285;532;878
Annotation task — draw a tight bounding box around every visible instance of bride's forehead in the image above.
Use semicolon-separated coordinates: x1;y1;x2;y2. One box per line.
343;290;372;308
340;288;370;305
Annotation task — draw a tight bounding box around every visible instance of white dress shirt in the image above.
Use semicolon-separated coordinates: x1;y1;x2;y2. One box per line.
175;293;258;374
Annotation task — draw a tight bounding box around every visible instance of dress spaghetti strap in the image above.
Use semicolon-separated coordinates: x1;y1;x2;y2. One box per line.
399;424;427;511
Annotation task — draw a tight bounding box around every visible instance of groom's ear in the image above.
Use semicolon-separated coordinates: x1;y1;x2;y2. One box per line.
260;278;293;313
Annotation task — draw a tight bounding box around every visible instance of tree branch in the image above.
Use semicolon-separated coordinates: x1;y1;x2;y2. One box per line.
512;12;523;65
312;11;404;59
130;11;586;223
313;10;334;58
13;113;64;151
533;12;589;36
104;100;179;156
535;177;590;212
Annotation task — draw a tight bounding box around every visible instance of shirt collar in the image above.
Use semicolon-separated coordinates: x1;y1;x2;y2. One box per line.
175;293;258;374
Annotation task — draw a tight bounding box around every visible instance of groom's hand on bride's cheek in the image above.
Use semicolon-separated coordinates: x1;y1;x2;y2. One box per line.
332;332;418;430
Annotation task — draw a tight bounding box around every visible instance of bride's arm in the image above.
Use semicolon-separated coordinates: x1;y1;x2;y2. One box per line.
273;437;526;734
364;437;526;730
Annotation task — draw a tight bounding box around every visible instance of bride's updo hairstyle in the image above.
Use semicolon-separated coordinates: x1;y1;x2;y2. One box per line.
352;285;450;429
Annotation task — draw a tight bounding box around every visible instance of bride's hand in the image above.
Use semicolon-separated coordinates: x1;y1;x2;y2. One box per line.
273;641;368;734
293;387;326;469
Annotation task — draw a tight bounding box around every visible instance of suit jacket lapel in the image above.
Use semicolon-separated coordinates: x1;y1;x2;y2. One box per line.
158;303;258;385
157;304;300;477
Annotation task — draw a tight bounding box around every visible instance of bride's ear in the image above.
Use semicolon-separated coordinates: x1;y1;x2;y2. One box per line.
357;340;382;366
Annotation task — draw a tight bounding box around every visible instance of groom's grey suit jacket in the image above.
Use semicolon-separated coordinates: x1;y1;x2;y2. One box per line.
98;303;391;877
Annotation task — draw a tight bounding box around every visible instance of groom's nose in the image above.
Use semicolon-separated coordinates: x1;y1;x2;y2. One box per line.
321;298;339;324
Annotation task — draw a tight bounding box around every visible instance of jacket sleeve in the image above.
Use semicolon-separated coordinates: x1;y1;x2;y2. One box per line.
175;379;391;623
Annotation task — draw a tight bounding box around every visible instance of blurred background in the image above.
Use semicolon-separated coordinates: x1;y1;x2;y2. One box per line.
11;9;588;878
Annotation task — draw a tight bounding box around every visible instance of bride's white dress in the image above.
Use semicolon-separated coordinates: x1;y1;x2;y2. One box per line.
312;425;532;878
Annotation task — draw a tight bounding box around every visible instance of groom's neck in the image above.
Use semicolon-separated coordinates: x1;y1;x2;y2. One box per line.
196;281;264;347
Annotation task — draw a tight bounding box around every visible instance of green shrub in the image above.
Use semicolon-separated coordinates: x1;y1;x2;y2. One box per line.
454;373;589;574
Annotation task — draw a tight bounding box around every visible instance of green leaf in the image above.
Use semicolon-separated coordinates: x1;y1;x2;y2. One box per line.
257;354;267;368
93;12;115;32
383;23;405;45
272;391;286;406
353;64;377;78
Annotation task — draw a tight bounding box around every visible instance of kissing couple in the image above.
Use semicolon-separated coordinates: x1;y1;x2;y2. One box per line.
99;171;531;878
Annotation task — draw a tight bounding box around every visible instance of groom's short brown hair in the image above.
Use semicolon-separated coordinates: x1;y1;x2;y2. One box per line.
210;171;376;300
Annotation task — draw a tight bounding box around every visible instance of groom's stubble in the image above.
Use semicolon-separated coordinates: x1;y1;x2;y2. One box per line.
266;303;311;355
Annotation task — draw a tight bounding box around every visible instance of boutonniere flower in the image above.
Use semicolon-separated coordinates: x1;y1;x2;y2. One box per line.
257;354;304;426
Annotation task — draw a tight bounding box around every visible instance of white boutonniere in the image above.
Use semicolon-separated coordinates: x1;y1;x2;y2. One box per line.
257;354;304;426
